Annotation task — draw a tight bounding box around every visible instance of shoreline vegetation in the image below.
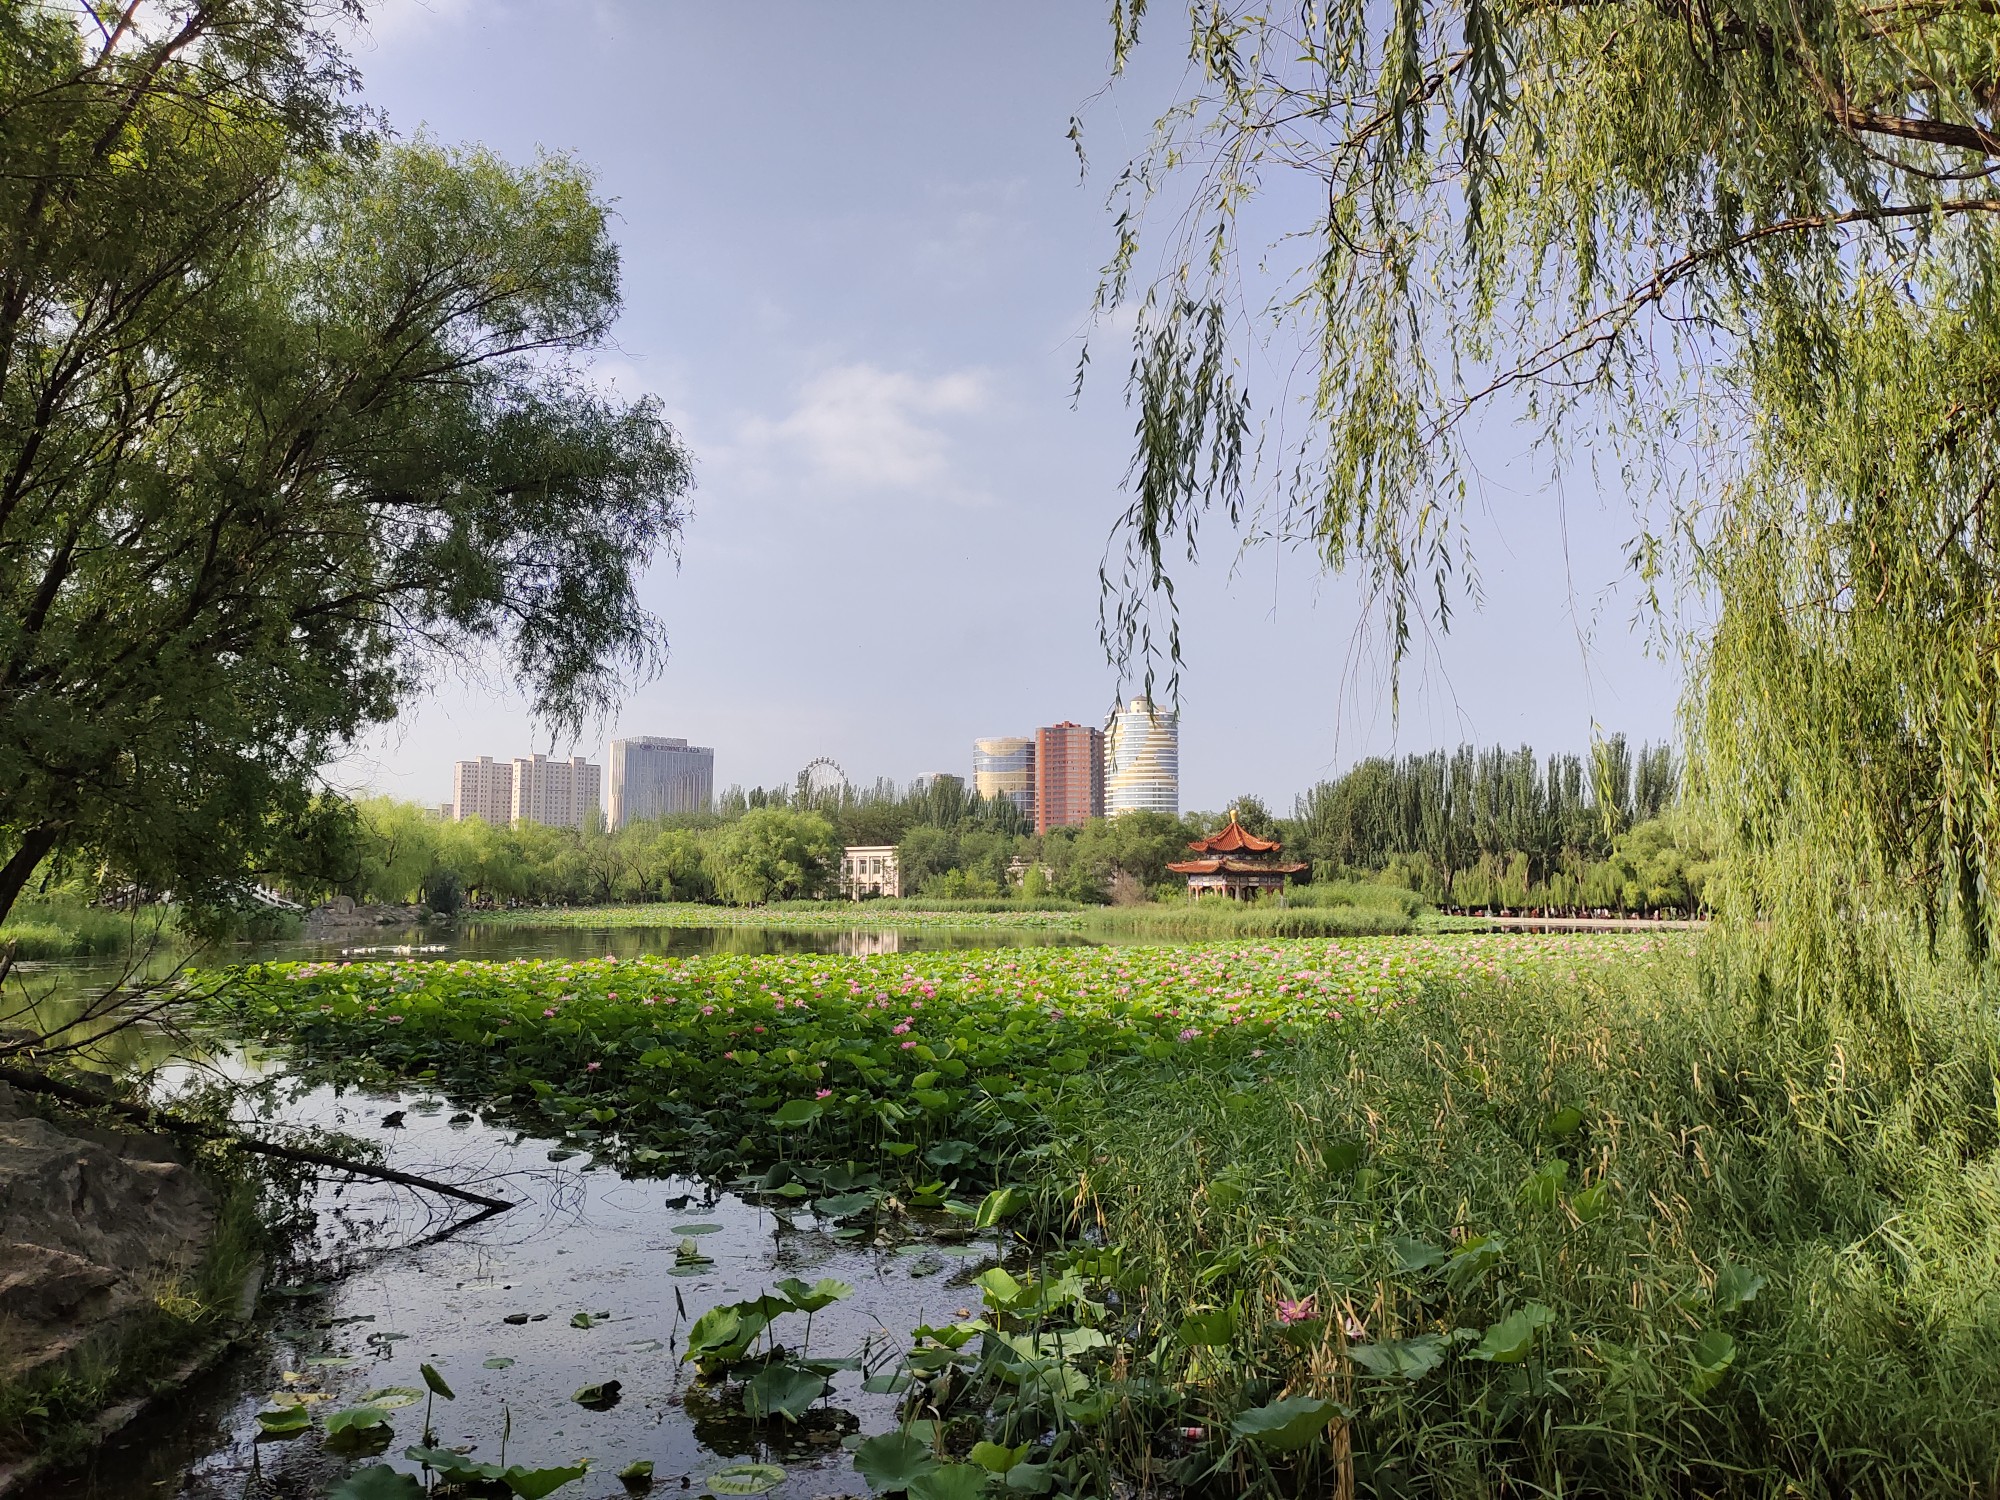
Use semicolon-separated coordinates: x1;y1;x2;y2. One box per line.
0;899;299;962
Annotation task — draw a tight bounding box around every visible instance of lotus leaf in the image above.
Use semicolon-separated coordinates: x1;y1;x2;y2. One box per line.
1230;1394;1348;1451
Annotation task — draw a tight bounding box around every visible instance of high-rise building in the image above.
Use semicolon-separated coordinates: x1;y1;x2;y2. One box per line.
972;736;1036;818
451;756;514;825
1034;722;1103;834
608;737;714;827
511;753;601;831
1104;696;1180;816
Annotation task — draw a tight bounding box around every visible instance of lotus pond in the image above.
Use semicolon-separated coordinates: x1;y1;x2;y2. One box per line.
213;934;1670;1195
152;934;1684;1498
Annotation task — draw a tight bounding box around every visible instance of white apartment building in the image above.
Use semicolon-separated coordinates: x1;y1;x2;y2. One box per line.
608;736;715;827
840;845;903;899
451;756;515;825
511;753;602;831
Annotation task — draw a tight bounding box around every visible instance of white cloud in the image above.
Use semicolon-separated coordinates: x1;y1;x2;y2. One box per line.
736;363;991;496
340;0;479;55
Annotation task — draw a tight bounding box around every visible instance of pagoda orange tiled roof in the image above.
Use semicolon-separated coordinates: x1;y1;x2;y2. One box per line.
1167;857;1309;875
1183;813;1283;855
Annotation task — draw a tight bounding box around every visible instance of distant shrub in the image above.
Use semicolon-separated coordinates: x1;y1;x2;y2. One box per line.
1086;903;1414;940
1282;881;1427;919
769;897;1083;914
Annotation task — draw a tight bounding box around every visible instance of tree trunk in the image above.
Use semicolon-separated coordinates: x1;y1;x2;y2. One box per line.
0;825;59;927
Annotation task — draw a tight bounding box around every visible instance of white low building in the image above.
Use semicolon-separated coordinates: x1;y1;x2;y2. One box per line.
840;845;902;899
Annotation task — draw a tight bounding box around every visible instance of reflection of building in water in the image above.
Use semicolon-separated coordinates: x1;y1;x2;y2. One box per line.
835;930;906;956
608;736;714;827
1104;696;1180;816
840;844;903;899
972;736;1036;818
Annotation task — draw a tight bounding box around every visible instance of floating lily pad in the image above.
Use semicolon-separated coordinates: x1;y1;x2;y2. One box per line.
358;1386;426;1410
706;1462;787;1495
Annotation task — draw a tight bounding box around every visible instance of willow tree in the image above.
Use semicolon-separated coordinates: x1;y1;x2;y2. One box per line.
1094;0;2000;1017
0;3;691;929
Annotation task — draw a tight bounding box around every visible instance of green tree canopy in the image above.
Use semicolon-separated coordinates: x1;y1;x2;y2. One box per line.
710;808;840;904
1098;0;2000;1016
0;3;690;927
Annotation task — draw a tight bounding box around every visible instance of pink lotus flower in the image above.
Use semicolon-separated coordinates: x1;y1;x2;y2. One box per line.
815;1088;832;1099
543;1008;557;1018
586;1061;601;1072
1276;1296;1317;1326
900;1039;916;1050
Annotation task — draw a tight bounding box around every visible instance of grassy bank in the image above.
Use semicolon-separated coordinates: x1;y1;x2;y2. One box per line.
0;899;300;961
1052;952;2000;1496
0;900;175;960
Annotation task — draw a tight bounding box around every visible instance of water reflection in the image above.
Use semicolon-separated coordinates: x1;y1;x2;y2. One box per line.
36;1073;989;1500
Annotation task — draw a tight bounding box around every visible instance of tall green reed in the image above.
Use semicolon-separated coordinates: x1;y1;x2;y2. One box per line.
1054;951;2000;1496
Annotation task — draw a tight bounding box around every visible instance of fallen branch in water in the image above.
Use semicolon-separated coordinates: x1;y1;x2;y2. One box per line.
0;1064;518;1214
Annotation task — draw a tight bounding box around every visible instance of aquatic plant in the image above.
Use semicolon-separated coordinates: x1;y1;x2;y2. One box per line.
215;934;1664;1192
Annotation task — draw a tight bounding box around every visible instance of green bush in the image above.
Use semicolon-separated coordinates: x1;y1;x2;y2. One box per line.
1282;881;1428;918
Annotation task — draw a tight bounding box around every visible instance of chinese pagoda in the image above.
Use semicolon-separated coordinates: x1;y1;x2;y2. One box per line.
1168;812;1308;901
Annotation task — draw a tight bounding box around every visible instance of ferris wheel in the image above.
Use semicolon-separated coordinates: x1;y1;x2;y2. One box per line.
797;756;849;802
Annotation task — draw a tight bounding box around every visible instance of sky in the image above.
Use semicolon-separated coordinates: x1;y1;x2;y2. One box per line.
333;1;1684;814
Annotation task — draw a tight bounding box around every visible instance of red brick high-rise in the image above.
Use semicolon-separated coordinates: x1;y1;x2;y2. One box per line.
1034;722;1104;834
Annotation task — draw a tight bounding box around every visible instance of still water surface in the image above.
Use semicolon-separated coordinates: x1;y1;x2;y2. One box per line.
42;1069;1003;1500
22;922;1045;1500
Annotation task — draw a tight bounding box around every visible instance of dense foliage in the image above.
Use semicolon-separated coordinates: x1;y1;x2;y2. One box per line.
0;3;690;931
1094;0;2000;1014
1290;737;1698;910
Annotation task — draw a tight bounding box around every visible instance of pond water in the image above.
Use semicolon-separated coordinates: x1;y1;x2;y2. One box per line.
40;1067;1006;1500
9;919;1068;1498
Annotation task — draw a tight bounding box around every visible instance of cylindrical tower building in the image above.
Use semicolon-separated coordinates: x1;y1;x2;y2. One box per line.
972;736;1036;819
1104;697;1179;817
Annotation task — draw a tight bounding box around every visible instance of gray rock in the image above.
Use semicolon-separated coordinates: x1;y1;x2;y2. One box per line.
0;1112;216;1379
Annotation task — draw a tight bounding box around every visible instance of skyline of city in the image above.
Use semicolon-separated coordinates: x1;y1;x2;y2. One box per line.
435;691;1190;832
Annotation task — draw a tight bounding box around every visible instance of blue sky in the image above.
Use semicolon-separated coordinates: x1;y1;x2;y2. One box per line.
335;1;1682;813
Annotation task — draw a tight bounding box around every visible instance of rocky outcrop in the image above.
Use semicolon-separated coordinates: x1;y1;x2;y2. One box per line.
302;894;440;938
0;1082;217;1381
